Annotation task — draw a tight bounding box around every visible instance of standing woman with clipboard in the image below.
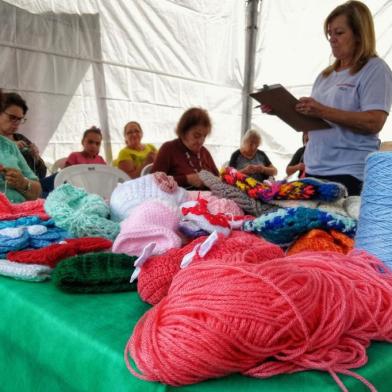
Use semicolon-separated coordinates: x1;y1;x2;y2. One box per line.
293;1;392;195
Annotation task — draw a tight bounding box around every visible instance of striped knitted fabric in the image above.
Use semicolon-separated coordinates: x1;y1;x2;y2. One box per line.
287;229;355;255
0;259;52;282
243;207;357;247
0;193;49;221
221;167;347;202
52;253;137;293
198;170;278;217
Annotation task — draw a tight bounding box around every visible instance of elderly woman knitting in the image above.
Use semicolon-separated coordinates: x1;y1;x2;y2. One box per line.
151;107;219;190
0;89;41;202
229;129;277;182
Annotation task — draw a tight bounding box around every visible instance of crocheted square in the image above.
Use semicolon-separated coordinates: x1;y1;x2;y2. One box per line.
243;207;357;247
221;167;347;202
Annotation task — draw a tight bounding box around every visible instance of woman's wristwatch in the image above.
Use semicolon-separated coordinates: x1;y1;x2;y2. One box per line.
23;177;32;193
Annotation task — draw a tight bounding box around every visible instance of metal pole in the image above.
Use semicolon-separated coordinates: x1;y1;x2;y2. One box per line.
241;0;261;136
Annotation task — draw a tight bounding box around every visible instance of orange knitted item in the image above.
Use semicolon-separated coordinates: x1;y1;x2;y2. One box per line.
287;229;354;256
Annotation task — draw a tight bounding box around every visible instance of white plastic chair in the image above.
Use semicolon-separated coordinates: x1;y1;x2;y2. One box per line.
51;157;68;173
54;164;130;200
140;163;153;176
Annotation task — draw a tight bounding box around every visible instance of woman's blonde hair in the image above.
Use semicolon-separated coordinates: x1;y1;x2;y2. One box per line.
241;129;261;148
322;0;377;76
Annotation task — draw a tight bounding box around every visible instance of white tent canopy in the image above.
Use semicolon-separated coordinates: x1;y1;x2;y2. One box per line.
1;0;391;177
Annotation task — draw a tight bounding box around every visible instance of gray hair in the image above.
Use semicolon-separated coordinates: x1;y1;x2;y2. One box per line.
241;129;261;148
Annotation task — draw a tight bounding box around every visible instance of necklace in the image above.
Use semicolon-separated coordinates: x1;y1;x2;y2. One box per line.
185;151;203;173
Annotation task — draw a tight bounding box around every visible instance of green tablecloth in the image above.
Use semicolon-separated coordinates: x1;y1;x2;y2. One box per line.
1;276;391;392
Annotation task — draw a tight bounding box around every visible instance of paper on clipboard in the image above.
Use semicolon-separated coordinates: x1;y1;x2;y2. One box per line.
250;84;331;132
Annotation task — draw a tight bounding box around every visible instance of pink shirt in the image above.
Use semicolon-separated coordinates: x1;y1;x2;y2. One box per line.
65;151;106;167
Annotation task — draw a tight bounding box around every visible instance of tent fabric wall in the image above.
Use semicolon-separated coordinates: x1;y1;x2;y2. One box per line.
0;0;392;177
0;0;245;169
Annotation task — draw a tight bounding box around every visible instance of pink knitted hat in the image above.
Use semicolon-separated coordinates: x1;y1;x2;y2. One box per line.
137;230;284;305
112;200;182;257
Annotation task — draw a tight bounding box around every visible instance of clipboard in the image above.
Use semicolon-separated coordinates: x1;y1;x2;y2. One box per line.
250;84;331;132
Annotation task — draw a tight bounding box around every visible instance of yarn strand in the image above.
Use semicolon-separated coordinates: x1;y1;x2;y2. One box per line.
125;250;392;390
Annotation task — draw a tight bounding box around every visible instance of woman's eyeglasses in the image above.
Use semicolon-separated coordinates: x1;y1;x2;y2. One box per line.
4;112;27;124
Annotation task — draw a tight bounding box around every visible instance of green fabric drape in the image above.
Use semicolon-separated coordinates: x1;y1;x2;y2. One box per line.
0;276;391;392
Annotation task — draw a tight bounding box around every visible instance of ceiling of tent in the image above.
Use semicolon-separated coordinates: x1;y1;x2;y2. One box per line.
0;0;391;177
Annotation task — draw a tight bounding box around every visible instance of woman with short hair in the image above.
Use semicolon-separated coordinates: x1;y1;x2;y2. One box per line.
152;107;219;189
229;129;277;182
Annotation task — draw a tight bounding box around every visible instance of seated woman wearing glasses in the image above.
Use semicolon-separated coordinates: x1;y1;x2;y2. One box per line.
0;91;42;202
0;93;47;179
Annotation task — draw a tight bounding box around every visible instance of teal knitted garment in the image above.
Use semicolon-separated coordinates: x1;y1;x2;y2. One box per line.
243;207;357;246
44;184;120;240
52;252;137;293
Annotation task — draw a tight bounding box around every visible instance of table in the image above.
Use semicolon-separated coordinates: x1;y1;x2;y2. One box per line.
1;276;391;392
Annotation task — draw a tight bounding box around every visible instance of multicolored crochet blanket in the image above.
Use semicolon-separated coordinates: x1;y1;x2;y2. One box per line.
221;167;347;202
242;207;357;246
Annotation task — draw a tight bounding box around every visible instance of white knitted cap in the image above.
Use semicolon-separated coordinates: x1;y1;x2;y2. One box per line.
109;174;189;222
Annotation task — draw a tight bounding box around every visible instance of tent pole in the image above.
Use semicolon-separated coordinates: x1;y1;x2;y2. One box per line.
241;0;261;137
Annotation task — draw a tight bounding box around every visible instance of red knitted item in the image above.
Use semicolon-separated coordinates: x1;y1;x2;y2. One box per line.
7;237;112;268
0;193;50;220
287;229;354;256
137;230;284;305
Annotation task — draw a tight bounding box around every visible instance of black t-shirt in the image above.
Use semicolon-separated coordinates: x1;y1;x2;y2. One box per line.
287;146;306;177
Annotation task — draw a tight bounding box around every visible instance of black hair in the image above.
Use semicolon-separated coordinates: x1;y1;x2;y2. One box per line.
82;126;102;140
2;92;28;114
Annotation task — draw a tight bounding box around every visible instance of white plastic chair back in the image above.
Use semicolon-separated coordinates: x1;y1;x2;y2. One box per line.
51;157;67;173
54;164;130;199
140;163;153;176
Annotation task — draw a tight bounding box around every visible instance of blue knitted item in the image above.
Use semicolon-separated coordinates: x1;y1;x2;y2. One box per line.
29;227;69;248
0;229;30;257
45;184;120;240
300;178;348;202
242;207;357;246
0;216;53;229
0;224;70;257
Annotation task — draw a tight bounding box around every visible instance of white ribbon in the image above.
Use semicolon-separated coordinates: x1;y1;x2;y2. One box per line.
130;242;156;283
180;231;219;268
